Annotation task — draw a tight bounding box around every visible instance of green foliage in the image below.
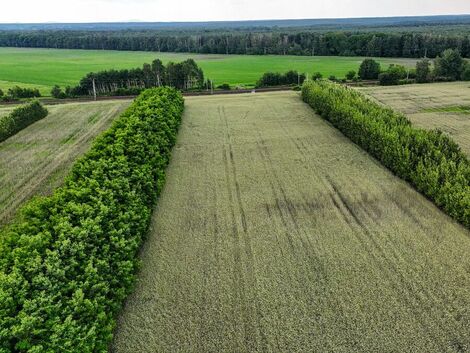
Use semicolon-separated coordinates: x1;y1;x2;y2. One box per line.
312;72;323;80
76;59;204;96
216;83;231;90
51;85;68;99
1;29;470;58
461;63;470;81
7;86;41;99
302;80;470;228
0;87;184;352
345;70;356;80
416;59;432;83
0;88;3;97
434;49;464;81
358;59;381;80
256;70;305;87
0;101;48;142
379;64;408;85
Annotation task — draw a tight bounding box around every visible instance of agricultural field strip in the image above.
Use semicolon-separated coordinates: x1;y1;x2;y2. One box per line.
0;47;417;94
112;92;470;353
360;82;470;155
0;100;130;223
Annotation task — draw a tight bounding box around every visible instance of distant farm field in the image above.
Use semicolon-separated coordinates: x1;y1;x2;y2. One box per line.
0;99;130;223
112;92;470;352
0;47;416;95
360;82;470;155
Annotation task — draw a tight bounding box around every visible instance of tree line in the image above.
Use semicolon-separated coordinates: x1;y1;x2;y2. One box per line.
0;87;184;352
0;100;48;142
356;49;470;85
1;30;470;58
53;58;205;97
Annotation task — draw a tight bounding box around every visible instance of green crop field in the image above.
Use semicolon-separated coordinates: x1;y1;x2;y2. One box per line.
112;91;470;352
0;47;417;95
360;82;470;156
0;99;130;223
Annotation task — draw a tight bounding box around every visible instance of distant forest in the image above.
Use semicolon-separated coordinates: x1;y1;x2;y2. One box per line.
1;15;470;58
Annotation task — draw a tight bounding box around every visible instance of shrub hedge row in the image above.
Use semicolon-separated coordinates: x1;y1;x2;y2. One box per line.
0;87;184;352
0;101;48;143
302;80;470;228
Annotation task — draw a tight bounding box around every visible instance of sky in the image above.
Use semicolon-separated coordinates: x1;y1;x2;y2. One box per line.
1;0;470;23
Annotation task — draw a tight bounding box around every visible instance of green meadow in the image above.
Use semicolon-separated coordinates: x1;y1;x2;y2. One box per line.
0;47;417;95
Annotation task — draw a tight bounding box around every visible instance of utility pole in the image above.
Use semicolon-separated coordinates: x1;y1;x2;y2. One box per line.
92;78;97;101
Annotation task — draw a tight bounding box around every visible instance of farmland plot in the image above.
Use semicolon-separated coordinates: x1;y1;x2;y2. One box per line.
360;82;470;155
0;100;130;223
112;92;470;353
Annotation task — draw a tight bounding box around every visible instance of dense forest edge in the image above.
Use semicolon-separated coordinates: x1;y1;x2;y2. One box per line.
1;15;470;58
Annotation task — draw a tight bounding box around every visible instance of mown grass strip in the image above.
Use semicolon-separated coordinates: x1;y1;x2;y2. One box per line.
422;105;470;114
302;80;470;228
0;87;184;352
0;101;48;143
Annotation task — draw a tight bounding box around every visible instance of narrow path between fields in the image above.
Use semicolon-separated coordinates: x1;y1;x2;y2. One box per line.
112;91;470;353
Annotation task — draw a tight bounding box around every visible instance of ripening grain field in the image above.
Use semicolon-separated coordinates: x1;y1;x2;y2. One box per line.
360;82;470;155
112;92;470;353
0;100;130;223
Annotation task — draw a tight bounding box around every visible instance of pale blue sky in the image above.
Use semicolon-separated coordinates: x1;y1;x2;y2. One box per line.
1;0;470;23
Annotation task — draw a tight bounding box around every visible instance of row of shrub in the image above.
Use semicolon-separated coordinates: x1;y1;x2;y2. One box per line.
0;87;184;352
302;80;470;228
0;100;48;143
0;86;41;101
256;70;306;88
355;49;470;86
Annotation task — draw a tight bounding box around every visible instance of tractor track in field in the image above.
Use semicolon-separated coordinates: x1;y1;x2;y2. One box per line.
112;91;470;353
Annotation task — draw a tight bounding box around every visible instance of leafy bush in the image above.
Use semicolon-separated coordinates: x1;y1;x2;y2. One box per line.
51;85;69;99
256;70;305;87
0;88;3;97
358;59;381;80
0;87;184;352
379;64;408;85
416;59;432;83
7;86;41;99
346;70;356;80
312;72;323;80
461;63;470;81
217;83;231;90
434;49;464;81
302;80;470;228
0;100;48;142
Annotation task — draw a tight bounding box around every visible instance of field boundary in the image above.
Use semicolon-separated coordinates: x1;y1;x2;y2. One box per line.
0;86;294;106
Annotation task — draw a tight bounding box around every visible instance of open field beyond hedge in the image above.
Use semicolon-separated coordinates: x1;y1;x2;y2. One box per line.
0;99;130;223
360;82;470;155
112;91;470;353
0;47;417;95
